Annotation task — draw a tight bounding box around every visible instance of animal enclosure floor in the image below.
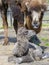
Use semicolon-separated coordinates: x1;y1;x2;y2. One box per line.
0;44;49;65
0;28;49;65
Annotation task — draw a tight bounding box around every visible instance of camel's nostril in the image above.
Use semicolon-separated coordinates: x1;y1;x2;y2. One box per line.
34;22;37;25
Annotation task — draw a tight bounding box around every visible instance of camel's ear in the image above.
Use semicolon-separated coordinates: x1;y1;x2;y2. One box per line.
16;2;27;12
41;0;47;11
41;4;47;12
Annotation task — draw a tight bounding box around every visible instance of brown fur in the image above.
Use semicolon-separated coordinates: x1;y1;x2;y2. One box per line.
0;0;47;45
24;16;42;34
0;0;23;45
20;0;47;12
19;0;47;34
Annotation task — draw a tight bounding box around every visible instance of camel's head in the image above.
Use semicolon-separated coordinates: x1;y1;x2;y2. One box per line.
25;0;47;29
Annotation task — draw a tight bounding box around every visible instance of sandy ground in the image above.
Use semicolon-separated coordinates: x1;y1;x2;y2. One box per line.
0;44;49;65
0;28;49;65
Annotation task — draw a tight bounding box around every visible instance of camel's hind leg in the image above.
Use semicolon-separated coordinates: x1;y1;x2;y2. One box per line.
1;4;8;45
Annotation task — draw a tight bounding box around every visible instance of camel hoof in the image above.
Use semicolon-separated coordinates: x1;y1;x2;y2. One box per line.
3;43;8;45
3;38;9;45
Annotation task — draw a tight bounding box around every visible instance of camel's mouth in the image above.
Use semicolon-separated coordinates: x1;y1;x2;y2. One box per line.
32;24;39;29
32;21;40;29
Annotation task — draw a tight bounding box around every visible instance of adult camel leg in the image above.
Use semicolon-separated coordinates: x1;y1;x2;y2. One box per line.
1;9;8;45
13;18;18;34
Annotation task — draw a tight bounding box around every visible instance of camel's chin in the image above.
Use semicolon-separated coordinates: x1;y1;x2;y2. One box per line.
33;26;39;29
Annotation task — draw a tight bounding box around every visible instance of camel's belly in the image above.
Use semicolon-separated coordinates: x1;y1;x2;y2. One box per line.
0;0;2;5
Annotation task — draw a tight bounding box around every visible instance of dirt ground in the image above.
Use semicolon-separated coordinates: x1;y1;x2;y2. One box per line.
0;27;49;65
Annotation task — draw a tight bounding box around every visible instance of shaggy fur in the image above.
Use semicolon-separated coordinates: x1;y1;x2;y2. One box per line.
8;27;43;64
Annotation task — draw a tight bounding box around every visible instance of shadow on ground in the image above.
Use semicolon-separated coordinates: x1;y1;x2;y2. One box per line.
0;36;17;43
